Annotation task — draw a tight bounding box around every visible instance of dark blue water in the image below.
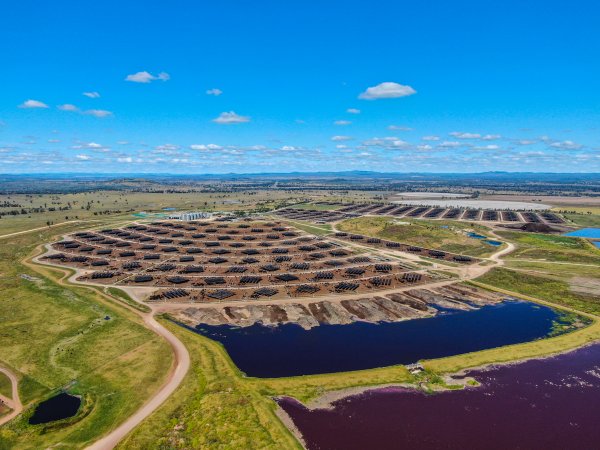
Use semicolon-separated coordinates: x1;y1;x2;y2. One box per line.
563;227;600;238
28;393;81;425
192;301;559;377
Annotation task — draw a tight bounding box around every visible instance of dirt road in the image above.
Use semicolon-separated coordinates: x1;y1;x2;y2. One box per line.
0;366;23;426
86;307;190;450
28;243;191;450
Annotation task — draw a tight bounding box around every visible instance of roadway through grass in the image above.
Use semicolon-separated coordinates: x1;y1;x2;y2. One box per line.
0;223;173;449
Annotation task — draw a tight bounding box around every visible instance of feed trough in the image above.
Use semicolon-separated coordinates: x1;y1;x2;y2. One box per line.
207;290;235;300
251;287;278;298
239;276;262;284
296;284;319;294
335;282;359;292
134;275;153;283
182;265;205;273
276;274;299;282
208;257;228;264
166;276;189;284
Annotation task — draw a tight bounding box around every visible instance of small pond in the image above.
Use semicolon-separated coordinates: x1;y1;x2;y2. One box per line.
28;392;81;425
467;232;486;239
484;239;502;246
191;300;562;378
467;232;502;246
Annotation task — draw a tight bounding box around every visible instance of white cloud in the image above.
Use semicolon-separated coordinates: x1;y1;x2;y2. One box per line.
362;137;409;149
334;120;352;126
474;144;500;150
422;135;440;141
438;141;461;148
358;82;416;100
125;71;170;83
71;142;111;152
76;154;91;160
154;144;180;152
206;88;223;96
346;108;361;114
212;111;250;124
517;139;536;145
449;132;481;139
550;140;582;150
19;99;48;109
482;134;501;140
117;156;133;163
331;135;353;141
84;109;113;118
388;125;412;131
83;91;100;98
58;104;79;112
190;144;223;151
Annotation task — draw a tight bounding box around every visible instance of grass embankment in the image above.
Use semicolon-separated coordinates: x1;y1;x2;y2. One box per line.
497;230;600;264
337;216;498;257
118;319;303;450
105;287;151;313
0;372;12;399
424;275;600;374
562;213;600;227
0;225;172;449
475;268;600;316
119;319;416;449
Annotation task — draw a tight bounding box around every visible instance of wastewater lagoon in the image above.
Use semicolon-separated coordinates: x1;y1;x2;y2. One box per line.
193;300;564;377
279;342;600;449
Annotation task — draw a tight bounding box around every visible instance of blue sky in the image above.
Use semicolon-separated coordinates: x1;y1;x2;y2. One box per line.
1;0;599;173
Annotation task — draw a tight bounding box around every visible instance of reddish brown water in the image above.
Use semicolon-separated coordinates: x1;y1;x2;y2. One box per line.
279;343;600;450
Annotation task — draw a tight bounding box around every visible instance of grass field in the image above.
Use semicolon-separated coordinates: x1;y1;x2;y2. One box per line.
562;213;600;227
0;190;384;236
337;216;499;257
0;225;172;449
475;268;600;316
0;372;12;399
497;230;600;264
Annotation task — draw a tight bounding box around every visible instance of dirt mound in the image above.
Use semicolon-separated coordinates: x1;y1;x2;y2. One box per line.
519;222;559;233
